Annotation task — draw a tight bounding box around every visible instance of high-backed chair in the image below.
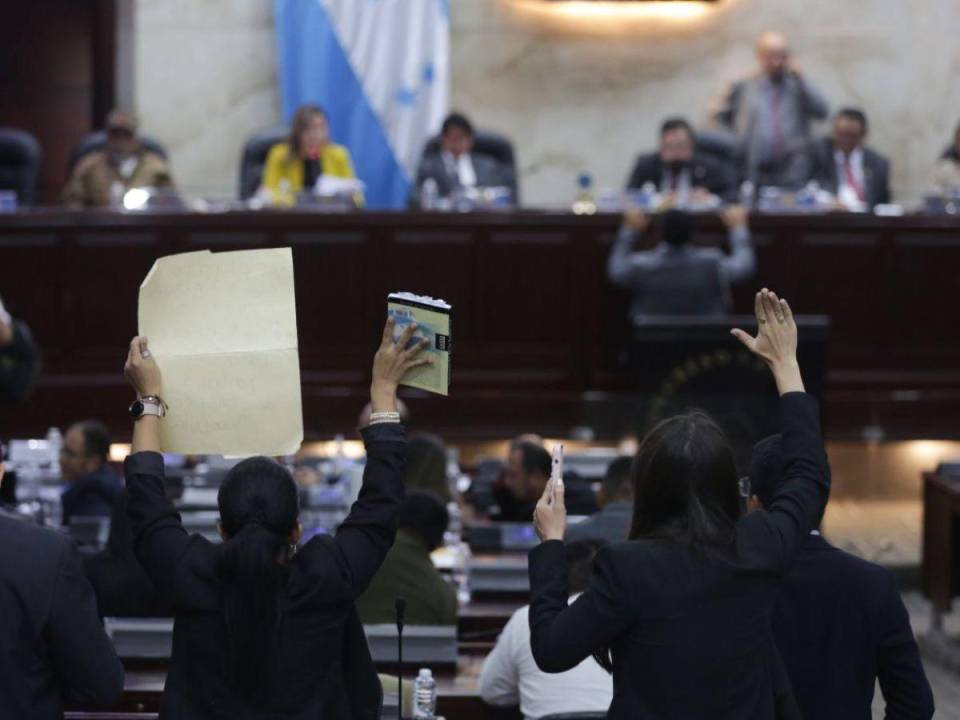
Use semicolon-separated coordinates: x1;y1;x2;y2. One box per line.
238;126;288;200
68;131;168;172
0;128;42;206
419;130;520;203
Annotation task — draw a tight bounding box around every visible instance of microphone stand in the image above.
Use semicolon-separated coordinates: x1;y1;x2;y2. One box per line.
395;597;406;720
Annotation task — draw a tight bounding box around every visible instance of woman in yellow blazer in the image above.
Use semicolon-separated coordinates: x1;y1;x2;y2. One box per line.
260;104;358;205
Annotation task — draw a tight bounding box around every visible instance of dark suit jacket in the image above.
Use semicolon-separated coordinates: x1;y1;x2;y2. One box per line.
414;150;511;199
773;533;934;720
493;476;598;523
0;318;40;402
626;152;736;200
788;137;891;207
61;464;122;526
125;423;408;720
529;393;829;720
0;515;124;717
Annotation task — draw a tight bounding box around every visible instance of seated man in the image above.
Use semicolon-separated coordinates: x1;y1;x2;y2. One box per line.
566;455;633;544
479;539;612;719
788;107;891;209
357;490;458;625
0;454;125;714
414;112;510;201
493;440;596;522
62;110;174;207
626;117;735;201
0;295;39;403
60;420;121;526
748;435;934;720
607;205;755;321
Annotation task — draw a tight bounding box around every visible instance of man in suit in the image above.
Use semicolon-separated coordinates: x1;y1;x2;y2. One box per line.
493;440;596;522
414;112;510;201
607;205;755;321
626;117;736;201
748;435;935;720
788;108;891;209
60;420;122;526
566;456;633;544
0;295;40;402
0;455;125;715
711;31;829;186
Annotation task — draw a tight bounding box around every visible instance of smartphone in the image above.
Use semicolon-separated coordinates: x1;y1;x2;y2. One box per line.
551;443;564;489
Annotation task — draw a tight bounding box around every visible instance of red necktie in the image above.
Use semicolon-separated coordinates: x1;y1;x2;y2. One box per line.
843;157;864;201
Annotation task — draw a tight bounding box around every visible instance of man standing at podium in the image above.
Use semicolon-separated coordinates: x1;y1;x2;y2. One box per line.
606;206;755;322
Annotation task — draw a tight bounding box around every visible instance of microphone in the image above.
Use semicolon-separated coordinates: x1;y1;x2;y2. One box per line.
395;597;406;719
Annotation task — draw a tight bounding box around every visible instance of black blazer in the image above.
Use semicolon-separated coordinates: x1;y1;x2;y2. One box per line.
0;515;124;717
626;151;736;200
773;533;934;720
788;137;891;207
125;423;408;720
529;393;829;720
414;149;511;199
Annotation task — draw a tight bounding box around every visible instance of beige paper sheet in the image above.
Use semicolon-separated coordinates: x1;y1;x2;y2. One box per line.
138;248;303;456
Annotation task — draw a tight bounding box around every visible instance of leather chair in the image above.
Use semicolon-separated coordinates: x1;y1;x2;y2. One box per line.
0;128;42;206
419;130;520;203
68;131;168;173
238;126;288;200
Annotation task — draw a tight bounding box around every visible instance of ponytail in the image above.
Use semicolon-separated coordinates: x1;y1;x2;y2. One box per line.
218;523;288;697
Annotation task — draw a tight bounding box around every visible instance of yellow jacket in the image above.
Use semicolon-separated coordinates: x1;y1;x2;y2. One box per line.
262;142;356;195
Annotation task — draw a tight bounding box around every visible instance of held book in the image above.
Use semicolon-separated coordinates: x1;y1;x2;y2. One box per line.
387;292;451;396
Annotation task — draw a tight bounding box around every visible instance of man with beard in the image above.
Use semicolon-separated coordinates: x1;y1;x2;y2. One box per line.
62;109;174;207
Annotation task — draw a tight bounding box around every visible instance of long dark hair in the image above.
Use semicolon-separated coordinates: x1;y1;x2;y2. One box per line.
217;457;299;699
593;411;740;673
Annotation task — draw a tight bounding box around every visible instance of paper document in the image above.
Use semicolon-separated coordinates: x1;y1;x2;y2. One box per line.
138;248;303;456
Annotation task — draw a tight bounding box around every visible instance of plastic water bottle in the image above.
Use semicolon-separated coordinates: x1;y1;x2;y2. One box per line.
571;172;596;215
420;177;439;210
46;427;63;476
412;668;437;719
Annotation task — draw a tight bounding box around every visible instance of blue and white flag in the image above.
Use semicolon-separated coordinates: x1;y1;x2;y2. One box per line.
274;0;450;209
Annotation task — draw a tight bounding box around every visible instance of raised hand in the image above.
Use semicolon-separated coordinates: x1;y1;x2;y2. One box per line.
370;316;432;412
731;288;804;395
534;479;567;543
124;336;162;398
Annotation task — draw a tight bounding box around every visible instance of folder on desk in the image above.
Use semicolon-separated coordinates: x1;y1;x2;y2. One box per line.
387;292;451;396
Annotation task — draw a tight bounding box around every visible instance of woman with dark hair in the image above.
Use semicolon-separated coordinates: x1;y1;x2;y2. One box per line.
529;288;829;719
260;104;357;205
931;121;960;196
121;317;430;719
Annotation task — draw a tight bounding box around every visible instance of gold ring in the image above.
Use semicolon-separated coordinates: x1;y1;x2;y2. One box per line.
757;317;767;325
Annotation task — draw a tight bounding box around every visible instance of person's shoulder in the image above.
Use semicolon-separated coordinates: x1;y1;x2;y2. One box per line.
140;150;170;169
327;143;352;161
815;538;894;587
0;515;74;562
74;150;108;174
266;142;293;163
864;146;890;168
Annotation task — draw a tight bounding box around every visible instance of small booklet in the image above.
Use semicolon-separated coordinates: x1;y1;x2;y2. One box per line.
387;292;452;396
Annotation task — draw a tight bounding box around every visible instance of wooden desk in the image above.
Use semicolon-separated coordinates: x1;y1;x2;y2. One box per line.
922;471;960;624
4;209;960;440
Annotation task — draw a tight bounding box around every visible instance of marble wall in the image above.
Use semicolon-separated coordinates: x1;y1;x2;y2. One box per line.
130;0;960;204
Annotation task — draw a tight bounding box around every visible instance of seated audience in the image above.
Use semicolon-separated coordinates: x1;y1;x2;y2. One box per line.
479;539;613;719
261;104;356;204
528;289;830;718
84;489;170;618
0;456;124;714
788;108;891;209
62;109;174;208
357;490;457;626
0;295;40;402
626;117;735;200
748;435;934;720
607;205;755;320
565;455;633;544
414;112;511;201
121;320;427;717
60;420;121;526
493;439;596;522
711;31;829;186
931;120;960;197
405;433;451;503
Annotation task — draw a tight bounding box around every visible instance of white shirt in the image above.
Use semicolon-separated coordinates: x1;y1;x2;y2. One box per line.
834;147;866;204
442;150;477;188
478;597;613;720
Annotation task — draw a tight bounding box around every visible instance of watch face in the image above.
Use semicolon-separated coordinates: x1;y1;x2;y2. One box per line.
129;399;144;419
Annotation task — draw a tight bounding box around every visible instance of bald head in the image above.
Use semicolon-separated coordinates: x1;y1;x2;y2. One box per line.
756;31;790;80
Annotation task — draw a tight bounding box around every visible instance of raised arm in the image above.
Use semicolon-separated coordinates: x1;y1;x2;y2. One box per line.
732;290;830;567
330;317;432;596
719;205;756;283
606;210;661;287
122;336;189;595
